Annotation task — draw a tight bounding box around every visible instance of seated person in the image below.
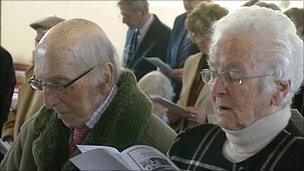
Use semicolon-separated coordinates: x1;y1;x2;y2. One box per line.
0;46;16;137
284;7;303;39
168;1;228;133
1;16;64;143
0;18;176;170
168;7;303;170
284;7;304;115
0;46;16;161
137;70;175;123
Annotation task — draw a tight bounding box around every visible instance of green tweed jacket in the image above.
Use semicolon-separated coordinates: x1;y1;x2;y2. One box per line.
0;71;177;171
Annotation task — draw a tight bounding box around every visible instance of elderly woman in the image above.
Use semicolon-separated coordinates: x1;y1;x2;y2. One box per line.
168;7;303;170
138;70;174;123
168;1;228;133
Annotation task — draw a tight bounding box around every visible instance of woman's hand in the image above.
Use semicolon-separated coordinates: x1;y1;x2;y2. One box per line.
164;68;183;81
185;106;207;125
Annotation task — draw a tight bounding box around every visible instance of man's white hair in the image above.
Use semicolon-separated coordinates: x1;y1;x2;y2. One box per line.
72;32;121;86
64;19;122;86
209;7;303;107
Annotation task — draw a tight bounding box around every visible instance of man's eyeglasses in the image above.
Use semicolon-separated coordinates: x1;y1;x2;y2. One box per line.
200;69;272;86
29;67;94;94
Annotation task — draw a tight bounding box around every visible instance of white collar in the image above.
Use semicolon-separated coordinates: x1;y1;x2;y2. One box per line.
222;107;291;162
85;85;117;129
137;14;154;42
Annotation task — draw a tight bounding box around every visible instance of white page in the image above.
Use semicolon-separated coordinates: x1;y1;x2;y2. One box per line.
77;145;119;154
150;95;187;117
120;145;179;171
0;138;11;155
70;148;129;170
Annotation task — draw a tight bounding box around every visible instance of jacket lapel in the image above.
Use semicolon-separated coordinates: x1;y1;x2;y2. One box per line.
172;14;187;67
32;107;70;171
130;15;158;67
194;86;210;107
181;53;201;106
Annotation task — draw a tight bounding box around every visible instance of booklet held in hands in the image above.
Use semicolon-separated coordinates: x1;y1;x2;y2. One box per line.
0;138;11;155
144;57;173;75
150;95;188;117
70;145;179;171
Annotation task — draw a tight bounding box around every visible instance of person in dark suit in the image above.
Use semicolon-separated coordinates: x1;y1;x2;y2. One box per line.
166;0;207;102
118;0;171;80
0;46;16;138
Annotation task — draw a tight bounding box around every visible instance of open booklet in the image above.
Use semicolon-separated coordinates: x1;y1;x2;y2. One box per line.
144;57;173;77
150;95;187;117
0;138;11;155
70;145;179;171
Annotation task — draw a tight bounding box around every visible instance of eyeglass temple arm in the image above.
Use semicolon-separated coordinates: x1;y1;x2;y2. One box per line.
63;67;94;88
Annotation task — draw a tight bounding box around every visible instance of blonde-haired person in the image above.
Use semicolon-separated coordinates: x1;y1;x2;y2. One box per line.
168;1;228;133
138;70;174;123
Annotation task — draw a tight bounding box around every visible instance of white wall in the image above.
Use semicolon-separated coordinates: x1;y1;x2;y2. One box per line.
1;0;184;65
1;0;302;65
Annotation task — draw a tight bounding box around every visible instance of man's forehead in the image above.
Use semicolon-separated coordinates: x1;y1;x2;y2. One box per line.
35;46;80;79
120;4;135;12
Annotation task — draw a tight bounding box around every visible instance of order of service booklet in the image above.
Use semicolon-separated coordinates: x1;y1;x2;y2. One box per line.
70;145;180;171
144;57;173;76
150;95;187;117
0;138;11;155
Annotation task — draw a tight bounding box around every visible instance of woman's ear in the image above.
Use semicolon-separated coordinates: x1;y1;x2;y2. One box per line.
271;80;291;106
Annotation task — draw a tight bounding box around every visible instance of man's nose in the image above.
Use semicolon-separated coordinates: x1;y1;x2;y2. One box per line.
43;88;59;109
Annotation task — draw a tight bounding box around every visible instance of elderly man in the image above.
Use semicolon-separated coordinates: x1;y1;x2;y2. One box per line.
168;7;303;170
0;18;176;170
118;0;171;79
1;16;64;143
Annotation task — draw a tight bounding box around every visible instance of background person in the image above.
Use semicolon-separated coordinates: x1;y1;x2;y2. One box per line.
0;46;16;138
168;1;228;133
137;70;175;123
1;16;65;143
118;0;171;80
165;0;206;103
168;7;303;170
284;7;304;115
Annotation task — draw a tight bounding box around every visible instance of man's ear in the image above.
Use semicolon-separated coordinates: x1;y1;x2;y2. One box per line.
99;62;114;95
271;80;291;106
